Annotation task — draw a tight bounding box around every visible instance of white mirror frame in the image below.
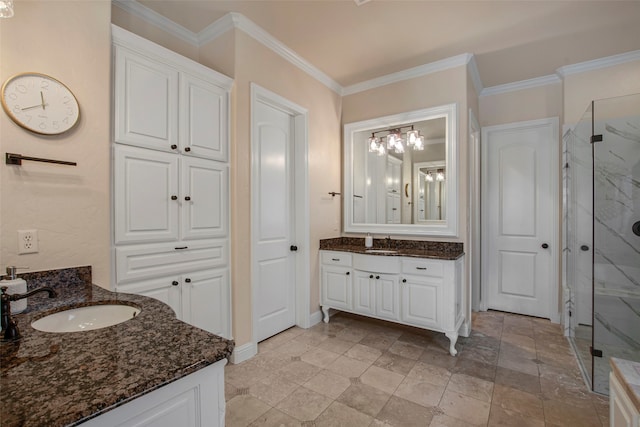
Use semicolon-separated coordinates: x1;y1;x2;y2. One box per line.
343;103;458;236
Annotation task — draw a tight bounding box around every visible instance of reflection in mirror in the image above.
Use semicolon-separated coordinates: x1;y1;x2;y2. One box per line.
344;104;457;236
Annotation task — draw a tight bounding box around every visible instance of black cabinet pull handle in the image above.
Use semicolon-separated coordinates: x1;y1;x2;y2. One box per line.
375;275;380;280
332;258;340;261
369;274;374;279
580;245;590;251
175;246;188;250
542;243;549;249
172;281;179;286
346;272;350;275
185;278;191;283
290;245;298;251
185;196;191;201
416;267;427;270
171;195;178;200
170;144;177;150
184;147;191;152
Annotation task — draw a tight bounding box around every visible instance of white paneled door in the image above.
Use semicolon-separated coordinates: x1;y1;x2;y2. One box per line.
482;118;558;319
253;99;297;342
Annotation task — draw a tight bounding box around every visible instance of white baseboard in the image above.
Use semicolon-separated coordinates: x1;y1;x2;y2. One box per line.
229;341;257;364
309;310;323;327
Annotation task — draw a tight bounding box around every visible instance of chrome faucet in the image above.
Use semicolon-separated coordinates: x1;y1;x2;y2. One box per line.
1;286;56;341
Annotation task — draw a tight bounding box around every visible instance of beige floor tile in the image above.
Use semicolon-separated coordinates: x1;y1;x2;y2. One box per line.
314;401;373;427
226;394;272;427
438;389;491;425
494;366;541;395
407;360;452;386
275;340;314;357
540;377;596;409
345;343;383;362
360;332;398;352
248;408;302;427
273;360;322;385
419;347;459;370
487;405;545;427
335;327;369;342
387;340;425;360
336;383;391;417
300;347;341;368
360;365;405;394
317;337;356;355
376;395;435;427
429;413;477;426
394;376;446;407
293;330;330;347
275;386;332;421
446;373;494;403
496;351;539;376
325;354;372;377
491;384;544;420
303;369;351;399
249;375;300;406
374;351;418;375
453;357;496;382
542;399;602;427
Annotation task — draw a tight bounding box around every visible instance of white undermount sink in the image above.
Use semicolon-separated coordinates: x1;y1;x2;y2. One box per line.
365;249;398;254
31;304;141;333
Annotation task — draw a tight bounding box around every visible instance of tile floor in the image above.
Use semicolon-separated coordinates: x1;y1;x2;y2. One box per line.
225;311;610;426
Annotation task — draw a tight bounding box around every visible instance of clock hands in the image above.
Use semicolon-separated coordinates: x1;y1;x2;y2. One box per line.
21;91;48;111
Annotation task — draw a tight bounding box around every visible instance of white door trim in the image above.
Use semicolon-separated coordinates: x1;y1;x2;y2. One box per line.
468;109;482;312
481;117;560;322
250;83;310;350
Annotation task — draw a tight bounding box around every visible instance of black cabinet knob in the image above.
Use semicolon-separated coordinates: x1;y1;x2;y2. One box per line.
172;281;179;286
184;147;191;152
580;245;590;251
185;278;191;283
542;243;549;249
170;144;177;150
376;275;380;280
346;272;350;276
290;245;298;251
369;274;374;279
185;196;191;201
402;279;407;283
171;195;178;200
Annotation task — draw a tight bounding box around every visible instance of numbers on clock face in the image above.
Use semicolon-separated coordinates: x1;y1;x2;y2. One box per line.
1;73;80;135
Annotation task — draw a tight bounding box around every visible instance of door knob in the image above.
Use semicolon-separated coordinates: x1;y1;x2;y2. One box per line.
290;245;298;251
633;221;640;237
541;243;549;249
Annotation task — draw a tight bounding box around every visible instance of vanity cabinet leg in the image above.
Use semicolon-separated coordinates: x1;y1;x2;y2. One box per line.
445;331;458;356
321;306;330;323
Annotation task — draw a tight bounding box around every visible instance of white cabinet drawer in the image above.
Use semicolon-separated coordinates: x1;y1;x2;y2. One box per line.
321;251;352;267
402;258;444;277
354;253;400;274
116;239;228;283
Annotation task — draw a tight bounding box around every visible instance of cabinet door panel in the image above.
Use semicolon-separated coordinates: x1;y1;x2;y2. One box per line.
401;275;443;329
376;275;400;321
353;272;375;315
114;145;179;244
321;267;352;310
181;268;230;339
181;157;228;240
117;275;182;319
180;73;228;161
114;46;178;152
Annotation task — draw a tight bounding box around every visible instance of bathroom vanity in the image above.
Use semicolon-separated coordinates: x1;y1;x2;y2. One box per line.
0;267;233;427
319;238;467;356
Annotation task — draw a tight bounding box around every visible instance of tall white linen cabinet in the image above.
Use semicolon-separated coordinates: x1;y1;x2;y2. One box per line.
112;25;232;340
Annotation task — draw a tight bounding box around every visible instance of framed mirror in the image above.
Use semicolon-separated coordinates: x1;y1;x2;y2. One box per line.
343;103;457;236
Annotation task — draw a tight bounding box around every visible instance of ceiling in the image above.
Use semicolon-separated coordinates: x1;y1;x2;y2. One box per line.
135;0;640;89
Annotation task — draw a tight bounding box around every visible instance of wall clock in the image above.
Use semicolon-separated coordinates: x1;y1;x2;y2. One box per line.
1;72;80;135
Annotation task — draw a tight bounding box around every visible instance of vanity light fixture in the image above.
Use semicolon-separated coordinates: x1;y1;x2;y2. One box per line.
436;169;446;181
0;0;14;18
368;125;424;155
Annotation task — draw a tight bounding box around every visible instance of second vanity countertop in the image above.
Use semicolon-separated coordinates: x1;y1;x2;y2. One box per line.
0;267;234;427
320;237;464;260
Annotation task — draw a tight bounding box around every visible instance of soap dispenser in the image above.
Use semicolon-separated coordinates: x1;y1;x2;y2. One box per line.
2;266;28;313
365;233;373;248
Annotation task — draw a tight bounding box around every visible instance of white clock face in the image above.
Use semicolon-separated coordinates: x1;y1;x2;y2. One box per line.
1;72;80;135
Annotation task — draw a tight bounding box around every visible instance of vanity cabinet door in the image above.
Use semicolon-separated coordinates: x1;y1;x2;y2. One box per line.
375;274;400;321
400;274;443;329
180;72;229;162
181;268;230;339
114;46;179;153
181;157;228;240
321;266;352;310
353;270;376;315
114;145;179;244
116;275;182;319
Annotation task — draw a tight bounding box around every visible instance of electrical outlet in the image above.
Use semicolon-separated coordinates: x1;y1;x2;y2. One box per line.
18;229;39;254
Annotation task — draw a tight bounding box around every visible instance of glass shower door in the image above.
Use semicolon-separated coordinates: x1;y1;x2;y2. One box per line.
591;94;640;395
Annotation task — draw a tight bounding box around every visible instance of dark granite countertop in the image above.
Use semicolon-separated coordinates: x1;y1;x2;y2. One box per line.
0;267;234;427
320;237;464;260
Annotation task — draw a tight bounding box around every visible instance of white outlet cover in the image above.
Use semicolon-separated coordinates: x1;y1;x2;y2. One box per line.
17;229;38;254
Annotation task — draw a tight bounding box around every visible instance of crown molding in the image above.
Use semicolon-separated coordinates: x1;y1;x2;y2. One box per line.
343;53;473;96
480;74;562;97
112;0;199;46
198;12;240;46
467;55;484;96
557;49;640;77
